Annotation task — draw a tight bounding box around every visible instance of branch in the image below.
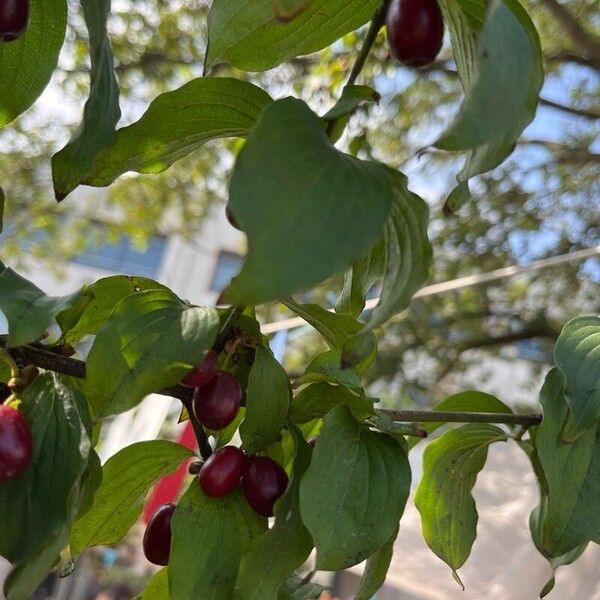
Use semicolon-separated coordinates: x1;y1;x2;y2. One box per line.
457;326;558;352
518;139;600;164
540;0;600;71
539;97;600;121
3;343;543;428
347;0;392;86
545;50;598;70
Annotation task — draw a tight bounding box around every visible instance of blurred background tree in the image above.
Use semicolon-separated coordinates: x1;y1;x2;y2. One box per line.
0;0;598;404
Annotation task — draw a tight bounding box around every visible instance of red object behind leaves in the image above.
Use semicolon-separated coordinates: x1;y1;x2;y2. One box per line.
142;421;197;523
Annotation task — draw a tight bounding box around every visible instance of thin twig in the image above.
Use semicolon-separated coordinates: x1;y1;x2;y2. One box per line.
382;409;541;427
346;0;392;86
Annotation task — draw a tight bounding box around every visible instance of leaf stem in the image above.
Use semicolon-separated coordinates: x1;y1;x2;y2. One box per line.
347;0;392;86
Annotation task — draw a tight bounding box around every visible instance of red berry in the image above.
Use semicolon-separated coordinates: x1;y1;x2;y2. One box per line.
0;404;33;481
192;371;241;430
242;456;288;517
182;350;218;388
225;206;242;231
0;0;29;42
199;445;246;497
143;503;176;566
386;0;444;67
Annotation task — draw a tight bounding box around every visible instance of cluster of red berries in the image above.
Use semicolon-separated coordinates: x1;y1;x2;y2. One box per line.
143;351;289;565
0;403;33;481
0;0;29;42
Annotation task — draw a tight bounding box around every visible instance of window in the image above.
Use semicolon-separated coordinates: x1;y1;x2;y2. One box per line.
210;251;243;292
72;234;167;279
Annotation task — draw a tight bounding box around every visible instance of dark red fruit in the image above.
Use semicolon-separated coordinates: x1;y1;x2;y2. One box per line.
182;350;218;388
192;371;241;430
0;0;30;42
225;206;242;231
242;456;289;517
143;503;176;566
0;404;33;481
199;445;246;497
386;0;444;67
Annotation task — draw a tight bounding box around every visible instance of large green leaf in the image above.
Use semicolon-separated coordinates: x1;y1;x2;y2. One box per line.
532;368;600;557
0;374;91;564
272;0;312;21
437;0;543;211
0;0;67;127
86;289;219;417
553;315;600;441
205;0;378;72
223;98;392;305
365;169;432;329
58;274;168;344
0;266;92;347
83;78;272;187
70;440;194;556
290;382;375;423
299;406;411;570
240;346;291;454
169;484;267;599
415;424;508;575
52;0;121;200
235;427;313;600
355;526;398;600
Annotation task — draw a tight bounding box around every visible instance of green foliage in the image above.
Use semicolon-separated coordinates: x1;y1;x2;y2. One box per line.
0;266;92;347
0;0;67;128
224;98;393;304
554;315;600;441
0;374;91;567
415;424;508;576
300;406;411;570
169;484;267;599
70;440;194;556
205;0;378;71
51;0;121;200
240;346;291;454
134;569;169;600
355;526;398;600
235;427;313;599
86;289;219;416
82;78;272;187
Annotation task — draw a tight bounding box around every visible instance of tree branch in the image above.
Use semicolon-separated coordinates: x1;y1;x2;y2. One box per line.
382;409;541;427
539;97;600;121
540;0;600;71
518;139;600;164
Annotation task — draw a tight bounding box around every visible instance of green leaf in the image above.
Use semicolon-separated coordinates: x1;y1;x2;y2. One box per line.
83;78;272;187
272;0;311;22
300;406;411;570
0;374;91;564
355;526;398;600
553;315;600;441
169;485;267;599
365;169;432;330
414;424;508;574
133;569;169;600
205;0;378;72
336;237;384;318
531;368;600;557
437;0;543;210
0;266;92;347
224;98;392;305
240;346;291;454
4;527;70;600
282;298;377;372
70;440;194;556
299;350;362;388
0;0;67;128
51;0;121;200
236;426;313;600
323;85;380;143
58;275;168;344
409;390;513;448
278;577;327;600
290;382;375;423
86;289;219;417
